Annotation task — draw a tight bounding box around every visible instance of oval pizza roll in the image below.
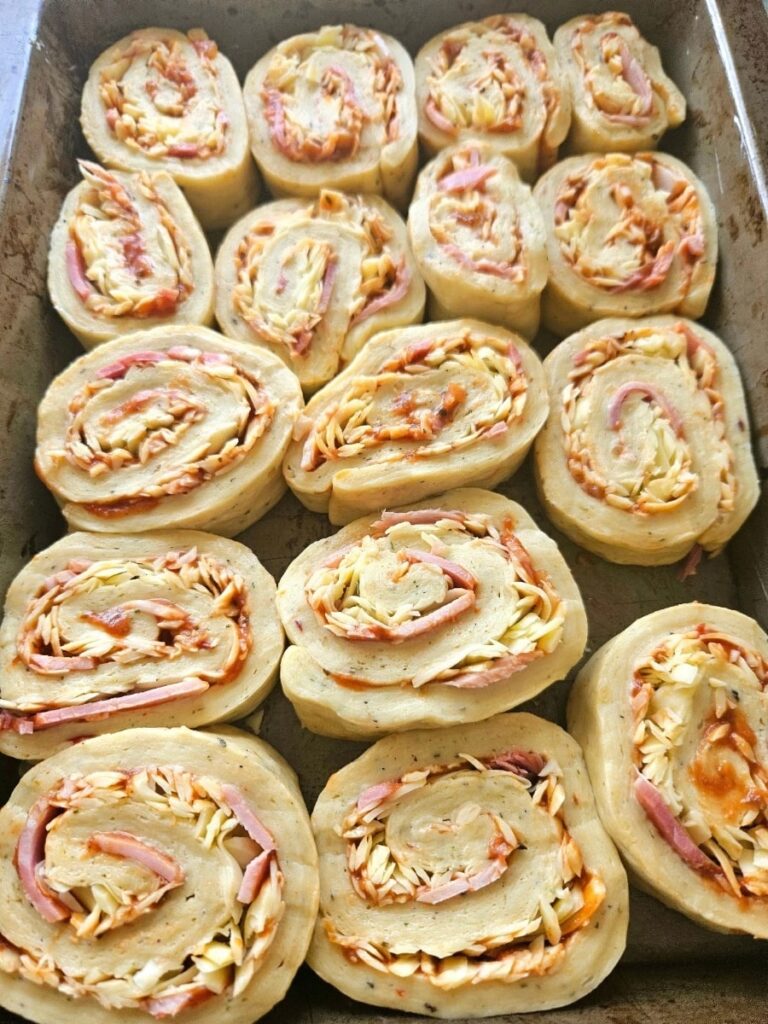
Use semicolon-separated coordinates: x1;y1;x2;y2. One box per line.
283;319;548;524
534;317;758;565
569;603;768;937
534;152;717;335
415;15;571;181
309;713;628;1015
215;190;424;393
35;325;302;536
49;161;214;349
408;141;547;338
81;27;258;230
0;726;318;1023
243;25;417;208
555;12;685;153
278;488;586;739
0;530;283;760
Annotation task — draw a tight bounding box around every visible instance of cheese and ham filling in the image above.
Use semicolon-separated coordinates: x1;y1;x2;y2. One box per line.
1;766;283;1016
0;547;250;734
324;750;604;988
260;25;404;163
303;508;563;688
631;626;768;897
99;29;229;162
562;322;734;516
66;161;193;319
553;153;705;294
298;327;527;473
39;346;275;520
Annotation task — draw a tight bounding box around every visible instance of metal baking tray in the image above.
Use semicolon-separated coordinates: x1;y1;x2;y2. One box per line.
0;0;766;1020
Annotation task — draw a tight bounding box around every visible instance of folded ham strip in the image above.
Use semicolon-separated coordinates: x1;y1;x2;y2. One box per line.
243;25;417;208
309;713;628;1016
555;12;685;153
49;161;214;349
282;318;548;524
408;141;547;339
34;325;302;536
0;530;283;759
534;152;717;335
0;727;318;1024
215;190;424;393
415;15;571;181
534;316;758;565
568;604;768;937
81;28;259;230
277;487;586;739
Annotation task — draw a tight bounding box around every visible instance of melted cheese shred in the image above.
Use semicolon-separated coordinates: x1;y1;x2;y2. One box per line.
283;318;548;525
534;316;758;566
415;15;571;181
215;190;424;393
309;713;628;1016
244;25;418;208
569;604;768;938
278;488;586;739
49;161;214;348
555;12;686;153
408;140;547;338
534;152;717;335
0;727;318;1024
81;28;259;230
34;325;303;537
0;530;283;760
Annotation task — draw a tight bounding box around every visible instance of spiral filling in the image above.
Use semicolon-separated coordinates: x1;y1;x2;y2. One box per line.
561;323;735;514
304;508;563;687
631;626;768;897
66;162;194;319
570;14;654;126
261;25;403;163
325;751;604;988
299;328;527;472
1;767;283;1016
99;29;229;160
554;154;705;292
45;347;275;517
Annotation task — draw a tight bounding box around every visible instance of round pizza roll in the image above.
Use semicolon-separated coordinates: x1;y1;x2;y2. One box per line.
415;15;571;181
309;713;628;1016
408;141;547;339
243;25;417;209
283;319;548;525
215;190;425;393
81;27;259;230
277;488;586;739
48;161;214;349
0;530;283;760
555;12;686;153
34;325;303;536
568;603;768;937
534;317;758;566
534;152;717;335
0;726;319;1023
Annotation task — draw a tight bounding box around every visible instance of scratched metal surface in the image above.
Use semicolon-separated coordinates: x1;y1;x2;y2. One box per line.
0;0;766;1021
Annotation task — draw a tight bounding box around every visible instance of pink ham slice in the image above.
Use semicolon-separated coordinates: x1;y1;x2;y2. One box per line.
87;831;184;885
15;797;69;922
356;779;400;813
96;350;167;380
27;654;98;674
143;987;214;1020
167;142;199;159
371;508;466;531
219;785;276;853
26;678;210;731
425;95;458;135
351;261;410;325
634;773;720;874
291;255;338;356
400;548;477;590
610;241;675;293
66;240;93;301
601;34;653;124
607;380;684;436
487;748;546;778
344;590;476;643
237;849;272;903
438;164;497;193
416;855;510;905
440;650;542;689
441;242;523;281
